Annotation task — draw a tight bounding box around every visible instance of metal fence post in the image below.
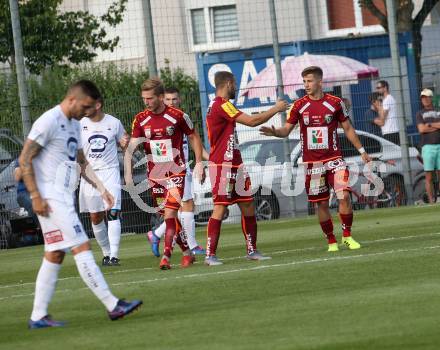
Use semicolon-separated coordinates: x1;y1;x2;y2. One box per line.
142;0;158;77
9;0;31;138
269;0;297;216
386;0;414;205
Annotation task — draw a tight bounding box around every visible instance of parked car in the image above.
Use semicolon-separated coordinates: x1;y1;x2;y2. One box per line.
193;129;426;224
0;128;155;234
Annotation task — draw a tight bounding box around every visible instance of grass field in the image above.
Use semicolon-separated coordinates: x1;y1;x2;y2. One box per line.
1;205;440;350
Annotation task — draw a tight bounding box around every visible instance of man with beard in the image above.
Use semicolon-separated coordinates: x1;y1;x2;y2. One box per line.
204;71;288;266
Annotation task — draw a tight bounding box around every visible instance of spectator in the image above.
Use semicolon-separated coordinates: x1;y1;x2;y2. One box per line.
416;88;440;204
14;159;37;224
374;80;400;144
364;92;383;136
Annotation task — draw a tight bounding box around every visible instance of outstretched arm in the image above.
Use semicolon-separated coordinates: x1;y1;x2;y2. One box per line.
260;122;296;138
19;139;50;216
236;99;289;127
341;119;371;163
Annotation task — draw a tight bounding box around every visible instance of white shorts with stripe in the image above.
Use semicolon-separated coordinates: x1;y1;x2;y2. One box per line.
37;199;89;252
79;167;121;213
182;171;194;202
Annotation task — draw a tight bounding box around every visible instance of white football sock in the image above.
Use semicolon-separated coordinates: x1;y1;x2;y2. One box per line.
154;221;166;239
31;258;61;321
74;250;118;312
92;221;110;257
179;211;197;250
108;219;121;259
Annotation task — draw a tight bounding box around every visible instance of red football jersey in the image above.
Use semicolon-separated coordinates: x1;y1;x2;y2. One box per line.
206;96;243;166
287;94;349;163
131;105;194;179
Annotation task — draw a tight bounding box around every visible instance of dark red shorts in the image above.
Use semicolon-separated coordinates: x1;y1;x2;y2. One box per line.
150;173;185;214
304;158;351;202
209;164;253;206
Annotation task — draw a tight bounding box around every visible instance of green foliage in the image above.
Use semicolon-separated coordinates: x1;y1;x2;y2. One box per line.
0;63;202;140
0;0;127;74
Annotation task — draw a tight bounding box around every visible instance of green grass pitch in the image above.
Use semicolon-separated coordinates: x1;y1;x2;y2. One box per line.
1;205;440;350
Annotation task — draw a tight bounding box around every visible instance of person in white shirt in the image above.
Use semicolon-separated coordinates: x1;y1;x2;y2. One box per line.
146;87;209;256
79;97;129;266
374;80;400;144
20;80;141;329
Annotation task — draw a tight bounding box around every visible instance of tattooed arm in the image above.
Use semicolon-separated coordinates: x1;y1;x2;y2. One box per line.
77;150;114;209
19;139;50;216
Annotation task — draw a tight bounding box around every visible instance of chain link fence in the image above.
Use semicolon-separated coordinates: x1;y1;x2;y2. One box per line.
1;0;440;248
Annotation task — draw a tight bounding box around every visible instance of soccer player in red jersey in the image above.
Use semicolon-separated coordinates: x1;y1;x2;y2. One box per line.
261;66;371;252
204;71;288;265
126;78;205;269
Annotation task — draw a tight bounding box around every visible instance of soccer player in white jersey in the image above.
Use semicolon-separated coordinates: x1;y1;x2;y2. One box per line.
146;87;208;257
20;80;141;329
79;96;129;266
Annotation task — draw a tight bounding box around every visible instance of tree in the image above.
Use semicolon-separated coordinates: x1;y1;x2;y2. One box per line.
359;0;440;87
0;0;127;74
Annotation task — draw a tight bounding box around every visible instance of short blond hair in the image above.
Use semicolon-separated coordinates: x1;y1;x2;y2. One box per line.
141;77;165;96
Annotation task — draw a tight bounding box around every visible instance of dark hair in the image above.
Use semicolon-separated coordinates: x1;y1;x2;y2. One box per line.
369;92;382;104
377;80;389;90
301;66;323;79
164;87;180;95
68;80;102;101
141;77;165;96
214;71;235;89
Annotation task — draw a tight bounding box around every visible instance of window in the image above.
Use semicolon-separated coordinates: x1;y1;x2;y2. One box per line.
324;0;384;36
191;9;207;45
189;4;239;51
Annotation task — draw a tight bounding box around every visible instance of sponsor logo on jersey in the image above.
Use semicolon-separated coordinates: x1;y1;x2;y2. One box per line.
88;135;108;153
312;129;323;145
82;126;88;130
221;101;239;118
67;137;78;161
152;187;164;194
303;112;310;125
166;126;175;136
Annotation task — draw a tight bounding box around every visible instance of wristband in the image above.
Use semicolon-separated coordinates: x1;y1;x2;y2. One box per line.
30;192;41;199
358;147;366;154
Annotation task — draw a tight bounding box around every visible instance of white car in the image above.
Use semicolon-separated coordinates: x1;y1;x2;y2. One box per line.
193;130;425;224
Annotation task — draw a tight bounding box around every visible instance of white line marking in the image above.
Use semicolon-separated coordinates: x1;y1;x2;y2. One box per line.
0;244;439;301
1;232;439;290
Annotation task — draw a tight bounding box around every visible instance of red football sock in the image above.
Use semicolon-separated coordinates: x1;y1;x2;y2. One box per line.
339;213;353;237
207;218;222;256
241;215;257;254
164;218;178;258
174;220;190;254
320;219;337;244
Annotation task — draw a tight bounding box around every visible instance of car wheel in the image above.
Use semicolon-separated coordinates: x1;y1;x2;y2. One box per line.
254;193;280;221
384;176;407;207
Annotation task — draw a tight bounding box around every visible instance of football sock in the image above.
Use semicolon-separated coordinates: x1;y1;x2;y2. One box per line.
30;258;61;321
92;221;110;257
74;250;118;312
164;218;178;258
108;219;121;259
241;215;257;254
179;211;197;250
175;229;190;255
207;218;222;256
339;213;353;237
154;221;166;239
320;219;337;244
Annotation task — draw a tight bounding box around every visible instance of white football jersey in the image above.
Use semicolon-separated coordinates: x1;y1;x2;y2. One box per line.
27;105;81;204
80;114;125;170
